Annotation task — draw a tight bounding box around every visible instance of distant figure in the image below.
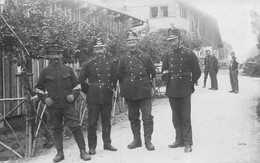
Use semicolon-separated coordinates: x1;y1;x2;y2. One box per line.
209;52;218;90
229;51;239;93
203;50;212;88
161;27;201;153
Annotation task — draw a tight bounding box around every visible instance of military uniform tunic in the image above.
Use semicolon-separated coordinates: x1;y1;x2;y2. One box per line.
78;57;117;104
35;63;80;109
162;47;201;98
117;49;156;100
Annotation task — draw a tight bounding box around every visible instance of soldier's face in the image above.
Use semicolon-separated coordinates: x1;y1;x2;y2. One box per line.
49;52;62;64
169;37;179;49
127;40;138;52
94;46;106;57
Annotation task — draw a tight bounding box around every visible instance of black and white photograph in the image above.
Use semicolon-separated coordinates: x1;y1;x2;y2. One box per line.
0;0;260;162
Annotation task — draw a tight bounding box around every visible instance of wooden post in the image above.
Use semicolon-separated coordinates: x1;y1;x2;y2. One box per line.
21;72;34;158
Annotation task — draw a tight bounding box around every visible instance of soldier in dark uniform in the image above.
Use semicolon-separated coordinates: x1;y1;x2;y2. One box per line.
161;27;201;153
78;38;117;155
209;52;218;90
117;31;156;151
203;50;212;88
35;43;91;162
229;51;239;93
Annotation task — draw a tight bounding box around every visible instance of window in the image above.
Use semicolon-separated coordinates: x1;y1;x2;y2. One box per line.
180;7;187;19
160;6;168;17
151;7;158;18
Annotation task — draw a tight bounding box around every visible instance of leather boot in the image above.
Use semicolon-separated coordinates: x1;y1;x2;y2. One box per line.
168;141;184;148
184;145;192;153
127;139;142;149
145;140;155;151
104;144;117;151
53;150;64;162
80;149;91;161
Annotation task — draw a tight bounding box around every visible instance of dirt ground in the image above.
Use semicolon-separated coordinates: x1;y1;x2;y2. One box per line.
5;69;260;163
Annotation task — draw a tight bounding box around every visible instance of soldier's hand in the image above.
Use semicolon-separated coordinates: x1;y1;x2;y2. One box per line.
67;94;75;102
45;98;54;106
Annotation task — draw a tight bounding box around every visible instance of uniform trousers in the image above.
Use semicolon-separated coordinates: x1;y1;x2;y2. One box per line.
169;96;193;145
88;104;112;149
126;98;154;141
210;70;218;89
229;70;239;92
48;106;85;151
203;70;210;86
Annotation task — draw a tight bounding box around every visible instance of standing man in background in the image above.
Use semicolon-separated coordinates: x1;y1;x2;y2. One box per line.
35;43;91;162
161;27;201;153
78;38;118;155
203;50;212;88
117;31;156;151
209;52;218;90
229;51;239;93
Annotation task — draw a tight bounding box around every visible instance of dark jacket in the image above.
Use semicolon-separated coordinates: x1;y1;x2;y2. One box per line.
78;57;117;105
117;49;156;100
229;57;239;70
161;47;201;98
204;55;211;71
35;63;80;109
210;56;218;73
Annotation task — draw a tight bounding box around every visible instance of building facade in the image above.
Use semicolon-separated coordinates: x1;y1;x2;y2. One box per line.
102;0;223;59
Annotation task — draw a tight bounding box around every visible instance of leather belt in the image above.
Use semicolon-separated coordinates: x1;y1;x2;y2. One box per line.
89;83;112;86
170;72;191;79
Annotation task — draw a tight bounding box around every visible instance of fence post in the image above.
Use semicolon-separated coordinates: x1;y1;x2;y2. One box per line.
19;72;34;158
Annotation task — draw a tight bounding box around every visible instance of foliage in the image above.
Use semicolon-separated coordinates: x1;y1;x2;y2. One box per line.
250;10;260;52
0;0;211;68
138;26;168;63
0;0;131;66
